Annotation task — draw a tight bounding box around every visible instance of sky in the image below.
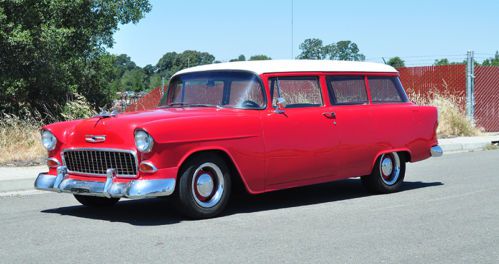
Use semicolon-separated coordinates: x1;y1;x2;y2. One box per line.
109;0;499;67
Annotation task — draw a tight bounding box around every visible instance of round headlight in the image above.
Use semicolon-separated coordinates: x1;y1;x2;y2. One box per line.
135;130;154;153
41;130;57;151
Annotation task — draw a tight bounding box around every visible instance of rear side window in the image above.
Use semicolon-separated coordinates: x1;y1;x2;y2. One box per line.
368;77;408;103
269;77;322;108
327;76;368;105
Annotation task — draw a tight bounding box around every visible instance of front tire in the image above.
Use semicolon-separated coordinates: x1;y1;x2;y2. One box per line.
176;154;232;219
73;195;120;207
362;152;406;194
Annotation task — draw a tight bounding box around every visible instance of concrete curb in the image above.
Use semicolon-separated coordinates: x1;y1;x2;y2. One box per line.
439;135;499;153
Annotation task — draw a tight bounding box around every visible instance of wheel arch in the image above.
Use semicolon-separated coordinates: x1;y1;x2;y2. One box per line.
370;148;412;172
177;148;254;195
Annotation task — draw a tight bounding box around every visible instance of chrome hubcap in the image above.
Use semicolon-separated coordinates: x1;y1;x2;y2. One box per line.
196;173;214;198
191;162;224;208
379;153;401;186
381;157;393;176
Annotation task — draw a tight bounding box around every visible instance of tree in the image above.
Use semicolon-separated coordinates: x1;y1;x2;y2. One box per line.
0;0;151;117
387;57;405;68
297;38;365;61
230;54;246;62
434;58;451;66
433;58;467;66
297;38;326;59
249;55;272;61
482;51;499;66
119;68;147;92
154;50;216;81
333;41;365;61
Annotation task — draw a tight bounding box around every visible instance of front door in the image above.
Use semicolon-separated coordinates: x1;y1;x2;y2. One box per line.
263;76;340;187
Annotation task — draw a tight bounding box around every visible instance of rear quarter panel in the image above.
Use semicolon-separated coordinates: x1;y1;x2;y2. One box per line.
370;103;438;164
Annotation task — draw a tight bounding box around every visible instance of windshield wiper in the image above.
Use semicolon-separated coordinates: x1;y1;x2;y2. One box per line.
166;103;220;108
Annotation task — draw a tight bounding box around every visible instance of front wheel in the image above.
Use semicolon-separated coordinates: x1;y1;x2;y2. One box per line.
73;195;120;207
362;152;406;194
175;154;232;219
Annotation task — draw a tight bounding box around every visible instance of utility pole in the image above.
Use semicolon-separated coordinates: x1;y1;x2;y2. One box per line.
466;50;475;123
161;77;165;96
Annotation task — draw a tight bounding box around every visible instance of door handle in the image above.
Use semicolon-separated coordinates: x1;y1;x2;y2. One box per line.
322;112;336;119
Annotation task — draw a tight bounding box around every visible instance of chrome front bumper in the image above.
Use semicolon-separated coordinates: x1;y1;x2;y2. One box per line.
430;145;443;157
34;166;175;199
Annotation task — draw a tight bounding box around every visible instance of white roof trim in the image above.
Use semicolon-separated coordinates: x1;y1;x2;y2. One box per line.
173;60;397;77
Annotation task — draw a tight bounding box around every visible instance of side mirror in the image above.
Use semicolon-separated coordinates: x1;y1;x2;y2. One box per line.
274;97;287;114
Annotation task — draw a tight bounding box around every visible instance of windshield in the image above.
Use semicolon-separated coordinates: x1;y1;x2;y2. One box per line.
159;71;266;109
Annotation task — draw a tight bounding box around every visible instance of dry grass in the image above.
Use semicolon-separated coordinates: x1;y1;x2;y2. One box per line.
484;143;499;151
407;87;481;137
0;114;46;166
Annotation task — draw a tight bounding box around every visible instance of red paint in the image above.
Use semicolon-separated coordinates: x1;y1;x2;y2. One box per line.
43;70;438;195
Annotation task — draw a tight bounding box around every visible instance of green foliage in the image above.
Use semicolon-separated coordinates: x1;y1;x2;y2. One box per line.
433;58;467;66
333;41;365;61
387;57;405;68
230;54;246;62
249;54;272;61
482;51;499;66
297;38;365;61
155;50;215;80
297;38;326;59
0;0;151;118
61;93;97;120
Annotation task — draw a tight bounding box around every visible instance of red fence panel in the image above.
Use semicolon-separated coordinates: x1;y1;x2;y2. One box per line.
125;87;163;112
475;66;499;132
398;65;467;108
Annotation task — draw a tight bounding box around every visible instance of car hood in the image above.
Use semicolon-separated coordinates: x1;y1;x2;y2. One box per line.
46;108;231;148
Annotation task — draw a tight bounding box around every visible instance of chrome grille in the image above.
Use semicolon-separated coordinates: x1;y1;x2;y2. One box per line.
62;149;138;177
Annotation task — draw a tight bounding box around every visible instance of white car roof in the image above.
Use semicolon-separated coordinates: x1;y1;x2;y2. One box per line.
173;60;397;77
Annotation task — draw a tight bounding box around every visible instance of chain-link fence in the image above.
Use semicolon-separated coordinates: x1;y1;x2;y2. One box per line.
399;65;499;132
475;66;499;131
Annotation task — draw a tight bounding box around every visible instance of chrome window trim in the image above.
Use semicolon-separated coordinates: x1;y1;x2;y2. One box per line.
61;148;139;178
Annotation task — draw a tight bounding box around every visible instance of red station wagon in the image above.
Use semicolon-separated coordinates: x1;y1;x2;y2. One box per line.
35;60;443;218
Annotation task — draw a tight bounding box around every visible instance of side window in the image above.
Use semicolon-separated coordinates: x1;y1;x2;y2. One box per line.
269;77;322;108
327;76;368;105
368;77;408;103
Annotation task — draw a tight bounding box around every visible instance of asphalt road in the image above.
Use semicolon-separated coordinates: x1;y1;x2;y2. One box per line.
1;150;498;263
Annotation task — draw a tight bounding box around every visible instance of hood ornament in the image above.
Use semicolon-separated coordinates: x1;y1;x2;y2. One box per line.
85;135;106;143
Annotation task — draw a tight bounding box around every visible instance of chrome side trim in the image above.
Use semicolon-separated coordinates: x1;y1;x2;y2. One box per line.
34;172;175;199
61;148;139;178
430;145;443;157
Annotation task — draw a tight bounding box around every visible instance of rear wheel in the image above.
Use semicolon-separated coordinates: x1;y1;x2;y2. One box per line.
175;154;231;219
73;195;120;207
362;152;406;193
